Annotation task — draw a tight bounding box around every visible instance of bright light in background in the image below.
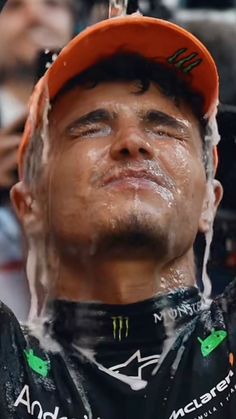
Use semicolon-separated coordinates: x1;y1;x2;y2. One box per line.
162;0;179;8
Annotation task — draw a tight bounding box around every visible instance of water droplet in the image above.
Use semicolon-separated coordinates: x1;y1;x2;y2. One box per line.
52;53;58;62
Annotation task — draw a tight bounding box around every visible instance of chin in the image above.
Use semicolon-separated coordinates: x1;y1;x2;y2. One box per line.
91;211;170;258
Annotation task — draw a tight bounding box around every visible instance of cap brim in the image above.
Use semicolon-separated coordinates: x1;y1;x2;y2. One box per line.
47;15;218;117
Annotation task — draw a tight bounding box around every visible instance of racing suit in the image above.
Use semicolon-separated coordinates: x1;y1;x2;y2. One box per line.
0;282;236;419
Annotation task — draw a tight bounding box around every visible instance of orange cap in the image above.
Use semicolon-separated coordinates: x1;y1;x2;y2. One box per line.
19;15;219;177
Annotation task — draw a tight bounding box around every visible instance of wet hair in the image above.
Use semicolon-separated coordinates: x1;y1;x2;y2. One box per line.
24;52;210;186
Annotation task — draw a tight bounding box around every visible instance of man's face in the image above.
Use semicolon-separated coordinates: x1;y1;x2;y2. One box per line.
43;81;209;262
0;0;74;68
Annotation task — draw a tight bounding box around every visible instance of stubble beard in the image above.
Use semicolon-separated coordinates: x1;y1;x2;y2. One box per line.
91;212;170;260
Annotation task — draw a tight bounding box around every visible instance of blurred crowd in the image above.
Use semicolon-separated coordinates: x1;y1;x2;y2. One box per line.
0;0;236;319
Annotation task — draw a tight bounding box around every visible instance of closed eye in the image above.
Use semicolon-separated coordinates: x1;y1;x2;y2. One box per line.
69;124;112;140
145;127;182;141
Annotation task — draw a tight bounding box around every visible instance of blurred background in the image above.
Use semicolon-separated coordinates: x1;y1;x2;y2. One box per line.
0;0;236;319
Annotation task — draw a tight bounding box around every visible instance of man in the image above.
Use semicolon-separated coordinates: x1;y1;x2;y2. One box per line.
0;0;77;127
0;13;234;419
0;0;79;320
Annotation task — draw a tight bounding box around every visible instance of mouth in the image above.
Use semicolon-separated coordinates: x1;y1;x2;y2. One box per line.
26;28;58;47
102;169;171;192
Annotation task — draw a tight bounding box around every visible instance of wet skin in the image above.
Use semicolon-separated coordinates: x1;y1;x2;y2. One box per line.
47;82;206;253
12;81;222;304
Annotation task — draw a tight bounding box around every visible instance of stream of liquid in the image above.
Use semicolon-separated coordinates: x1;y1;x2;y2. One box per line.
201;111;221;308
109;0;128;18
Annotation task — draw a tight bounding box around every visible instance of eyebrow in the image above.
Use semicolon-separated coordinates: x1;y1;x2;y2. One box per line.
66;107;189;134
140;109;189;132
67;109;116;132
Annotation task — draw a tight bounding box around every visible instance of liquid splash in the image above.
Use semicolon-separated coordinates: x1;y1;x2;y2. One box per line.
109;0;128;18
201;181;214;305
201;111;221;307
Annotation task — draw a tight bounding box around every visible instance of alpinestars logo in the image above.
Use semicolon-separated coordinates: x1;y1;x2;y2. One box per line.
109;350;160;379
168;48;202;74
112;316;129;341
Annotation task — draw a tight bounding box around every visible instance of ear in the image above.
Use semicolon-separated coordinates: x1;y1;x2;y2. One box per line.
10;181;43;236
198;179;223;234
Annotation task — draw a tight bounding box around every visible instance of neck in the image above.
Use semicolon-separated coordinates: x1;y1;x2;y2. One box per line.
54;250;196;305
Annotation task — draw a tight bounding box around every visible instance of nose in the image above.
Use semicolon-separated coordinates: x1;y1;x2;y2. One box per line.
110;127;155;161
25;3;44;23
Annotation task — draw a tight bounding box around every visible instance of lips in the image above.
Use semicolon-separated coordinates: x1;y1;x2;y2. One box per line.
26;28;58;48
102;168;170;190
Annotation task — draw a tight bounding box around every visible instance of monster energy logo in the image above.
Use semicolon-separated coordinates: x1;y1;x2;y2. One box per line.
168;48;202;74
112;316;129;341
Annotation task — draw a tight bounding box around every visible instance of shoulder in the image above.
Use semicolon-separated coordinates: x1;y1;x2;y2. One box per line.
209;279;236;353
192;282;236;340
0;300;22;326
214;278;236;316
0;300;26;346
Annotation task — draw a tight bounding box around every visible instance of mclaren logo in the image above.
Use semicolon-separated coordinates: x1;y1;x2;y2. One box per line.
169;370;234;419
168;48;202;74
112;316;129;341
